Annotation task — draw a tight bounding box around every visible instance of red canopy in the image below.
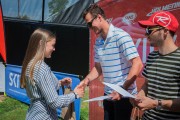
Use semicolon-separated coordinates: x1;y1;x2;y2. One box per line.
0;6;6;62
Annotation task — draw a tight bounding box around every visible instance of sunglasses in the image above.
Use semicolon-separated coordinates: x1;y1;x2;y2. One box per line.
146;26;164;35
87;16;97;28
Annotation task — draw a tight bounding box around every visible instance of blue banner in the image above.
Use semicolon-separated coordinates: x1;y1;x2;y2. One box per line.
5;64;81;120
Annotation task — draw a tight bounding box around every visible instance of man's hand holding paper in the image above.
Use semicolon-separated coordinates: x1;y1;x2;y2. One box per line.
83;82;136;102
83;95;112;102
103;82;136;99
109;91;122;101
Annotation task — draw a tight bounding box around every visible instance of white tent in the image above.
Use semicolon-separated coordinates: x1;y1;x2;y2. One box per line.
0;62;5;92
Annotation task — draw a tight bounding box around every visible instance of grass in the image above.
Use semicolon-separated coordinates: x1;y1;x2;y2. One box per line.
0;96;28;120
0;88;89;120
80;87;89;120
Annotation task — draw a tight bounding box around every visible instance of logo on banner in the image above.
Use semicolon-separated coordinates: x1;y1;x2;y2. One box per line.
122;12;137;24
107;18;113;23
9;72;20;88
147;2;180;16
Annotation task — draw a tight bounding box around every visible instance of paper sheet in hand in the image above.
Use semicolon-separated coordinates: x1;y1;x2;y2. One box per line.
102;82;135;98
83;96;112;102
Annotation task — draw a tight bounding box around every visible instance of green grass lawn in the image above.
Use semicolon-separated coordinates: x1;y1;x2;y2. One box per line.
0;96;28;120
0;88;89;120
80;88;89;120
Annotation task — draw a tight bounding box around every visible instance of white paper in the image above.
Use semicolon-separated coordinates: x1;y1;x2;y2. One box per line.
83;95;112;102
102;82;135;98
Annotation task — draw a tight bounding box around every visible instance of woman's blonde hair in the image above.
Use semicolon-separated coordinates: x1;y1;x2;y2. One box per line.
20;28;55;88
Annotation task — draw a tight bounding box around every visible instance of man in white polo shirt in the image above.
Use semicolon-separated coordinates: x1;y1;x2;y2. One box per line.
81;4;143;120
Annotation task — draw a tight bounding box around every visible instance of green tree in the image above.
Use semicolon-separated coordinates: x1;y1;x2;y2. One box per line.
48;0;68;16
20;15;30;20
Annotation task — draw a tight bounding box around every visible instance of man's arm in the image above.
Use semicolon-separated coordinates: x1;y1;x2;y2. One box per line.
111;56;143;100
80;62;102;86
137;78;148;97
122;56;143;90
138;96;180;112
161;99;180;112
137;79;180;112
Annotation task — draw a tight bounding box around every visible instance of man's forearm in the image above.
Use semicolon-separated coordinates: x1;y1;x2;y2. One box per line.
162;99;180;112
123;57;143;90
84;67;100;83
84;63;102;84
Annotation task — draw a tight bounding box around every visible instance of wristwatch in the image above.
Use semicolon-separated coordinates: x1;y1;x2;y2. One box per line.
73;92;79;99
156;100;162;110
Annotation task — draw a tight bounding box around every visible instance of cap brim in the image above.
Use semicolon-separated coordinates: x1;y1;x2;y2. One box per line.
138;20;158;27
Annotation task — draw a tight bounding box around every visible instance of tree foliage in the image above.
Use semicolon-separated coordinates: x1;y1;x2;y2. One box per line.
48;0;68;15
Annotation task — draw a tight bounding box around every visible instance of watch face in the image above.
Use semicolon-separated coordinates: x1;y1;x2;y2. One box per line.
156;105;162;110
156;100;162;110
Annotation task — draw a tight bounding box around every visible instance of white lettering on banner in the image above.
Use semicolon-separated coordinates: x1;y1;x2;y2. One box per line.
142;38;148;63
9;72;20;88
122;12;137;24
147;2;180;16
107;18;113;23
9;89;26;96
173;35;177;42
124;13;137;21
135;38;154;63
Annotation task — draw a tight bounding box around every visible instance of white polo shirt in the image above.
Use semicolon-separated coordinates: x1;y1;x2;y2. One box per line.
94;24;139;95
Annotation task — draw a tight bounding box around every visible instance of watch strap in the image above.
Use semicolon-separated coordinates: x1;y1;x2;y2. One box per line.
156;100;162;110
73;92;79;99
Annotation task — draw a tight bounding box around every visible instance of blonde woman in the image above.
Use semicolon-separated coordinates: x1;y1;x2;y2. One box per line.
20;28;84;120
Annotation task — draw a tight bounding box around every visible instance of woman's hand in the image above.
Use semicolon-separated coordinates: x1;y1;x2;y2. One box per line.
73;85;85;98
59;77;72;86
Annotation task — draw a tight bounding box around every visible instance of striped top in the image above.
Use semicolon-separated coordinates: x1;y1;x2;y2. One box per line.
142;47;180;120
94;24;139;94
25;60;75;120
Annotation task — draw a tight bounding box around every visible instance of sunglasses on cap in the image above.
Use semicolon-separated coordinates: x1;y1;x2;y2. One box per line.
87;16;97;28
146;26;164;35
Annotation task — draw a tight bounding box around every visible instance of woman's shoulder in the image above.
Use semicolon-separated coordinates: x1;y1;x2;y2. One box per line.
36;60;48;68
34;61;50;75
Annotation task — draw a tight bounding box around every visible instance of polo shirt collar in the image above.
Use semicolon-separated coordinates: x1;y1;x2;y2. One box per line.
97;24;115;45
104;24;115;45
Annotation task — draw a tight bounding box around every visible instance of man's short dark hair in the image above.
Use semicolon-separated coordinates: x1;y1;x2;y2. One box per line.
82;4;106;20
169;30;175;37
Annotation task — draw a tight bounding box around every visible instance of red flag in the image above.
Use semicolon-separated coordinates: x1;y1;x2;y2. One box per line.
0;4;6;62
